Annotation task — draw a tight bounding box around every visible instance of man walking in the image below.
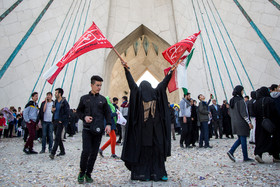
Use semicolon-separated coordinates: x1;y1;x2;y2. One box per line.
38;92;54;153
49;88;70;159
179;93;192;148
23;92;39;154
76;75;111;184
210;99;223;139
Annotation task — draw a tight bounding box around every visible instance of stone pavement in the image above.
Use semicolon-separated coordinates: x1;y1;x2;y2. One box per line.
0;132;279;186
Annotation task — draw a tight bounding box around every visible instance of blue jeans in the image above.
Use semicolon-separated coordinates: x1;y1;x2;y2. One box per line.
229;135;248;160
199;121;209;147
42;121;53;151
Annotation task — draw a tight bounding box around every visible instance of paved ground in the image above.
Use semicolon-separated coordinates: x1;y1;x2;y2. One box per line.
0;132;279;186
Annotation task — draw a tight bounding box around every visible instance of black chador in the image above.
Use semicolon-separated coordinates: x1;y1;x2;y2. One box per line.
121;68;172;181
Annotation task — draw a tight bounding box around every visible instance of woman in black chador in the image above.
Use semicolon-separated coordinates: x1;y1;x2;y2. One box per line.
253;87;280;163
121;67;172;181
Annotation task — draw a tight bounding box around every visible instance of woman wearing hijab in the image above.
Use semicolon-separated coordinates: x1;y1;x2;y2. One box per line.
99;97;119;159
121;67;172;181
227;85;254;162
253;87;280;163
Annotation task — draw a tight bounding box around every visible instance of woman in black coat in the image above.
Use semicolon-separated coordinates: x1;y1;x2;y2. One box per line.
253;87;280;163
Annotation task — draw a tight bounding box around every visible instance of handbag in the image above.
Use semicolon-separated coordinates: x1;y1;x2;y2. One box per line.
261;98;275;134
88;118;103;134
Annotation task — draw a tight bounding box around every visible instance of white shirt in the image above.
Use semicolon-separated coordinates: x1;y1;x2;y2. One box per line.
44;101;53;122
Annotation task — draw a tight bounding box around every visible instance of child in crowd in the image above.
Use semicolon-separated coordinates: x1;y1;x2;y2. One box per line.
0;113;7;139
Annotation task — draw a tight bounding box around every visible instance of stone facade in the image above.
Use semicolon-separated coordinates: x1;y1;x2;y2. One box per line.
0;0;279;108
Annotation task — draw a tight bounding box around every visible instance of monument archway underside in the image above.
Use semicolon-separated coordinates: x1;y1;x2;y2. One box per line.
105;25;180;104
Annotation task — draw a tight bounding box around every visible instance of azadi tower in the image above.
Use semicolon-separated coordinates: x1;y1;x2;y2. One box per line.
0;0;279;108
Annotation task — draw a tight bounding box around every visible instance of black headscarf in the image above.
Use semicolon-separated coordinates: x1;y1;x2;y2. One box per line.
139;81;157;102
256;86;270;99
230;85;244;108
250;91;256;100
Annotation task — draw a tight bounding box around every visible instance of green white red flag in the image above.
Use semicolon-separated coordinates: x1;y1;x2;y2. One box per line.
164;48;195;93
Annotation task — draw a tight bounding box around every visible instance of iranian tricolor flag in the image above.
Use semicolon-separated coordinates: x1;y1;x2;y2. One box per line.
43;22;113;84
164;48;195;93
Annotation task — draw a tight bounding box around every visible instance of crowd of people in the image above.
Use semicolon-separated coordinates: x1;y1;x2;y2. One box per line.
0;71;279;184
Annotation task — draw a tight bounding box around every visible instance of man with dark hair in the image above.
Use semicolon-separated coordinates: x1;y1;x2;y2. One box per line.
179;92;192;148
49;88;70;159
270;84;278;92
244;95;249;104
23;92;39;154
38;92;54;153
76;75;111;184
197;94;212;148
118;96;129;145
210;99;223;139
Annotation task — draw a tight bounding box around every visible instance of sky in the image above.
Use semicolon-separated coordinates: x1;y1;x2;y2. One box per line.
136;70;159;88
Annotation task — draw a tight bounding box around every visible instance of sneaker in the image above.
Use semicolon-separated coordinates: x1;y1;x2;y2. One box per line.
244;158;254;162
180;144;184;148
39;150;45;154
255;155;264;163
57;152;65;156
186;145;193;148
161;176;168;181
111;154;119;159
273;157;280;163
23;148;30;154
29;149;38;154
49;154;55;160
227;151;236;162
198;145;203;148
85;174;93;183
78;172;85;184
98;149;104;157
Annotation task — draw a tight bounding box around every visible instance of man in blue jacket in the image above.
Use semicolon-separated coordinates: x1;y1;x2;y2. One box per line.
49;88;70;159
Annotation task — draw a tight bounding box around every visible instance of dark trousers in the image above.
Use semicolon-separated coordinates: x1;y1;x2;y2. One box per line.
3;129;8;138
8;122;14;137
80;129;102;175
0;130;2;138
24;128;29;142
51;121;65;155
116;123;122;142
199;121;210;147
213;119;223;138
180;117;192;147
24;121;36;150
68;122;75;135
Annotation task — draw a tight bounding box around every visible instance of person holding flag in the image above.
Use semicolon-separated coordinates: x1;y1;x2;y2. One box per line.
121;65;173;181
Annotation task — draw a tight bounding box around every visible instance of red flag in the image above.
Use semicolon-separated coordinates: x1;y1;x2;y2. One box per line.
162;31;200;65
164;67;177;93
43;22;113;84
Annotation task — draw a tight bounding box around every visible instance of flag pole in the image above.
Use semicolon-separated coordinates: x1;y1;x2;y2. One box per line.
112;47;130;70
170;52;186;71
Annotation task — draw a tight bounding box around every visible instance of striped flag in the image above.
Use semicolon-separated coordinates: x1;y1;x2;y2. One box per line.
164;48;195;93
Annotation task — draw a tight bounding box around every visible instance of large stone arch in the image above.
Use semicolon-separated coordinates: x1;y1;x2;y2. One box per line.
104;25;179;103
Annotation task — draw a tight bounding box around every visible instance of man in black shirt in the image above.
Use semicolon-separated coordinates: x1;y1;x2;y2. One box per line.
76;75;111;184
